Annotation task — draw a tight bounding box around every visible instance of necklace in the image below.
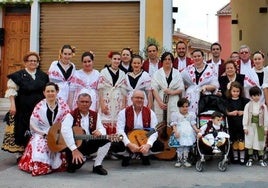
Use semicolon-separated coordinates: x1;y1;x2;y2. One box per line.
195;64;205;72
227;74;236;82
133;70;142;75
109;66;118;73
47;102;57;110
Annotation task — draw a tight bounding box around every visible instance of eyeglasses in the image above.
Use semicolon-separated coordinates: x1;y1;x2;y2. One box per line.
240;51;249;54
27;60;38;63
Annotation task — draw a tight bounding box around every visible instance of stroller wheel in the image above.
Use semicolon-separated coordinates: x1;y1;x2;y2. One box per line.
195;160;204;172
218;161;227;172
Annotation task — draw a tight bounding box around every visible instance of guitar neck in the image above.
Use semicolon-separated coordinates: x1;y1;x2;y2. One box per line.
163;109;167;123
74;135;108;140
162;93;168;122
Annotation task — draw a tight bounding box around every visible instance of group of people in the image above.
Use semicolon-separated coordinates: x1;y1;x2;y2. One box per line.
2;41;268;177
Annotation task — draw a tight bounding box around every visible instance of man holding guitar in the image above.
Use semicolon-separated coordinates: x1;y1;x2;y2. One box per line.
61;90;111;175
111;90;164;166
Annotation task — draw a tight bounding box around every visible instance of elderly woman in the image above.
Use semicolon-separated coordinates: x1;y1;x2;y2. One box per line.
151;51;184;123
181;49;219;114
218;59;245;99
4;52;49;158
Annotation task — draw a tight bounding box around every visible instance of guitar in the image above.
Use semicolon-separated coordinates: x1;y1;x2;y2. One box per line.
154;93;176;160
128;122;166;146
47;123;123;152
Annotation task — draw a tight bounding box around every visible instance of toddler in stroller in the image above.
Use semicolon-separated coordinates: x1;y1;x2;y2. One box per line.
197;111;230;154
195;95;230;172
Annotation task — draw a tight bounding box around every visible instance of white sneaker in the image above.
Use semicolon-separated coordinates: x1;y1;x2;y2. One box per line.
246;159;253;167
175;161;182;167
212;147;221;154
259;160;267;167
183;160;192;167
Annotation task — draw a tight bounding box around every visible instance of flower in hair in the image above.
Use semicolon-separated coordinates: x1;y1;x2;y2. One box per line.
107;51;113;58
89;50;95;58
71;46;76;55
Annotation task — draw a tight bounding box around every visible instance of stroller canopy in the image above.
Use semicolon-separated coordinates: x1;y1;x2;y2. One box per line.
198;95;227;115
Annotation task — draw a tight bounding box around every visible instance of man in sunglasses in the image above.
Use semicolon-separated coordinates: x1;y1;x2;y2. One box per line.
237;45;254;74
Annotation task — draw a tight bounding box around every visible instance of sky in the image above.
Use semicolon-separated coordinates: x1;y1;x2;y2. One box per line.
173;0;230;43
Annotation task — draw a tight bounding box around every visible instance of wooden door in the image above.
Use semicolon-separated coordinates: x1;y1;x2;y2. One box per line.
0;13;30;96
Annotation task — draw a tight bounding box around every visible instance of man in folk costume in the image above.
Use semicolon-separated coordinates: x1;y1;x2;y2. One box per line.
237;45;254;75
61;89;111;175
235;45;259;99
206;42;225;77
173;40;193;72
142;44;162;77
111;90;164;166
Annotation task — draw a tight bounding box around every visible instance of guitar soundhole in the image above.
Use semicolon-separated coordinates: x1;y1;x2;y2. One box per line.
159;128;168;140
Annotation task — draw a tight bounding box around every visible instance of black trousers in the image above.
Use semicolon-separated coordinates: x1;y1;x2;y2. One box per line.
111;139;164;155
65;139;109;171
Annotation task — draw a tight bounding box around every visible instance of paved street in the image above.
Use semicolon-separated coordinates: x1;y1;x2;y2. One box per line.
0;116;268;188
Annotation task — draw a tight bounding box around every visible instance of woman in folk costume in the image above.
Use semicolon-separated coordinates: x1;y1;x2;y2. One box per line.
151;51;184;123
119;47;133;74
98;51;127;135
125;54;153;108
69;51;99;111
18;82;69;176
243;51;265;102
48;44;76;104
181;49;219;114
3;52;49;158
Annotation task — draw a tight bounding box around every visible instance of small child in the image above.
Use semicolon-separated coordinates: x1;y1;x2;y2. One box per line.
243;86;268;167
170;98;199;168
226;81;249;164
197;111;230;154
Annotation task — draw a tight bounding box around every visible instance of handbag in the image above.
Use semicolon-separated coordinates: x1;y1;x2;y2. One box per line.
168;132;180;148
1;112;24;153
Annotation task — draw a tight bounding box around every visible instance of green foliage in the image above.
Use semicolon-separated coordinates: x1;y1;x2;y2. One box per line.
0;0;33;3
140;37;169;59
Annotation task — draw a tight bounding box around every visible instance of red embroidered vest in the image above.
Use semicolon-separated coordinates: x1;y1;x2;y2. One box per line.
71;108;97;133
125;106;151;133
204;121;224;136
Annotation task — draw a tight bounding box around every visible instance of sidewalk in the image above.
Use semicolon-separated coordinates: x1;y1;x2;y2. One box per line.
0;119;268;187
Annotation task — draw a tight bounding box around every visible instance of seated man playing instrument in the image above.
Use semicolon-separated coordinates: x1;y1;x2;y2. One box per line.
61;89;111;175
111;90;164;166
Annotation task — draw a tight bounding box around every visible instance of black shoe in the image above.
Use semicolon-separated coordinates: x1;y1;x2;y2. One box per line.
121;157;131;167
67;168;76;173
141;156;150;166
16;156;22;164
93;165;108;175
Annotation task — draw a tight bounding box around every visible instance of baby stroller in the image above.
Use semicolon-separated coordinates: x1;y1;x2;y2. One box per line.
195;95;230;172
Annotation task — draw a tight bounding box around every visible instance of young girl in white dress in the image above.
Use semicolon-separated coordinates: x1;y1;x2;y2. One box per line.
170;98;199;168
